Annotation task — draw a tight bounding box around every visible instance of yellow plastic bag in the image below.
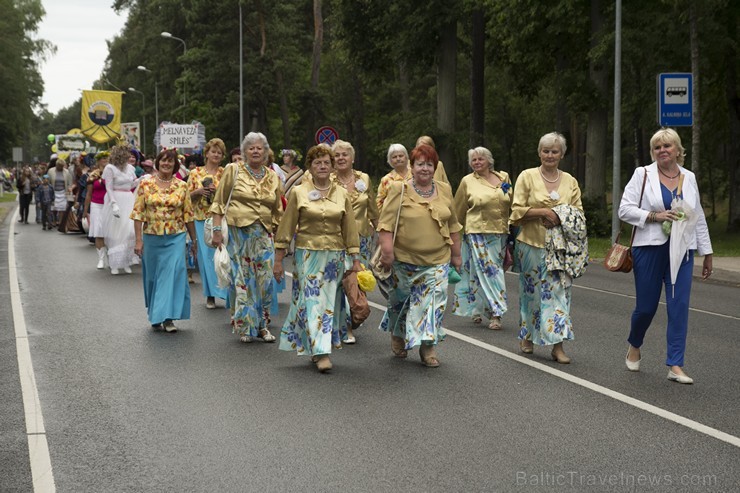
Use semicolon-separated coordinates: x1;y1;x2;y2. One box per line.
357;269;376;292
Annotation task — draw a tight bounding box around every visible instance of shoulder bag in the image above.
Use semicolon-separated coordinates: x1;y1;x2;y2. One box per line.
604;167;648;273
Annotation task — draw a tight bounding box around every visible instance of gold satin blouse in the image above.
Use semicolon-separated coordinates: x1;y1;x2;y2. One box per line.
332;170;379;238
208;162;283;232
454;170;512;234
187;165;226;221
378;181;462;266
509;167;583;248
274;182;360;254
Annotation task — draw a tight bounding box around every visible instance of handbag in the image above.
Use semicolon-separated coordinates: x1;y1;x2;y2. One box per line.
604;167;648;273
371;182;405;282
342;270;370;329
204;165;239;248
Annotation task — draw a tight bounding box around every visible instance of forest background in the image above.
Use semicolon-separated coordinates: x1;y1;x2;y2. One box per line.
3;0;740;237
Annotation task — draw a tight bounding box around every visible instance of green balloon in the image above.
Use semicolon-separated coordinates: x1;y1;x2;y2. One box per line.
47;134;56;142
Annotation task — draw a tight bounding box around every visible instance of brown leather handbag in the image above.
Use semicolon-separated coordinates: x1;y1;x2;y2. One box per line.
604;167;648;273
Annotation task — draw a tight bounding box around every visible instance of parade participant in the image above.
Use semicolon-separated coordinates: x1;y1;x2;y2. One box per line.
132;148;196;333
416;135;449;185
102;144;139;275
510;132;583;364
376;143;409;213
17;167;35;225
37;175;54;230
209;132;283;344
619;128;713;384
84;152;109;268
187;138;230;309
279;148;304;196
452;147;512;330
274;145;361;372
377;144;462;368
47;157;73;229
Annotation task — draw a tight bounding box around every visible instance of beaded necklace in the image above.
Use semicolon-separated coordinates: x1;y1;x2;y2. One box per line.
245;164;266;180
412;178;435;198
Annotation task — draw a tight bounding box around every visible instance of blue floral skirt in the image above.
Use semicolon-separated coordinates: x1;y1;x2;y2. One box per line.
453;233;508;320
142;233;190;325
195;220;230;303
359;235;373;269
279;249;349;356
516;242;574;346
226;223;274;337
379;261;448;349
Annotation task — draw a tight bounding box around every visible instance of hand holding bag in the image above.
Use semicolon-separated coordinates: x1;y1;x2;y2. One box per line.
604;168;647;273
371;183;405;282
204;165;239;248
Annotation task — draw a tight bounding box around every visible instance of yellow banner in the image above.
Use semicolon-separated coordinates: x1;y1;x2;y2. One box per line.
80;90;123;144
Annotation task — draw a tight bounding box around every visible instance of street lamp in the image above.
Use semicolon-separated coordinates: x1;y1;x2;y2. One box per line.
137;65;159;128
239;2;244;141
160;32;187;107
128;87;146;155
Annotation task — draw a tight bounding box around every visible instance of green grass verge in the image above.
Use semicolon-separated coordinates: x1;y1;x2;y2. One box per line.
0;192;17;203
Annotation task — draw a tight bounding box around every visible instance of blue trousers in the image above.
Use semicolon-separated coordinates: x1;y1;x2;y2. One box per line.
628;241;693;367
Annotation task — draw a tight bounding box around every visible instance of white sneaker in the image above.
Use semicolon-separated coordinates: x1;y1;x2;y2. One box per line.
110;268;120;275
124;266;132;274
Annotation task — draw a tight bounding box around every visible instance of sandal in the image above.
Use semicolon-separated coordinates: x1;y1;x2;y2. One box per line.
472;315;483;324
391;335;408;358
343;335;356;344
419;344;440;368
239;335;253;343
314;355;333;373
488;317;502;330
259;329;276;343
519;339;533;354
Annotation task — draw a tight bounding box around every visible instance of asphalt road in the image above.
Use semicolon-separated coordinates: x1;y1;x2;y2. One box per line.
2;209;739;492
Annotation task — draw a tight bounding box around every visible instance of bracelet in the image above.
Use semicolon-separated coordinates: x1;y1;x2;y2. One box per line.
212;226;222;232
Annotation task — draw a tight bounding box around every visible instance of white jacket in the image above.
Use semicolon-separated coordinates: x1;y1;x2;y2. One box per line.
618;162;712;256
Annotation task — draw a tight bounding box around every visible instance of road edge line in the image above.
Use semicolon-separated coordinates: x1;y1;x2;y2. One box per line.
8;209;56;492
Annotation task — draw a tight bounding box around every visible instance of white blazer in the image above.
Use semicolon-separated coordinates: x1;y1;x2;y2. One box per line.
618;162;712;256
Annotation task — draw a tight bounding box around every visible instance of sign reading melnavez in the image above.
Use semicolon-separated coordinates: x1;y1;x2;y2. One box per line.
159;124;199;149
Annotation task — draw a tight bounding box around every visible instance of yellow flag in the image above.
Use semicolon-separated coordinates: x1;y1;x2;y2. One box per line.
80;90;123;144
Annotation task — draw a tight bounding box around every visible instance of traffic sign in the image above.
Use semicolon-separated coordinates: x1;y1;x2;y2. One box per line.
657;73;693;126
315;126;338;145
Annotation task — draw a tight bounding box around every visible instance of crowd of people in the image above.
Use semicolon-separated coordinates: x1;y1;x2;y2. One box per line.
10;128;713;381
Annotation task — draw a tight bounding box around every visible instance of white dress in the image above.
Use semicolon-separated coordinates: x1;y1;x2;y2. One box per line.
102;164;140;270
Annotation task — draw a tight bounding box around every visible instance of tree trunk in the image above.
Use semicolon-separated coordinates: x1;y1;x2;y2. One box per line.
690;4;701;185
556;54;572;173
469;9;485;148
276;68;291;147
352;74;368;172
399;61;410;114
437;19;457;172
310;0;323;91
726;14;740;232
584;0;608;201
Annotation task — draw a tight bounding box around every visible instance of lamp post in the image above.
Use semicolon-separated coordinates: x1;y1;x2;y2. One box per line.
137;66;159;129
239;2;244;141
128;87;146;155
160;32;187;108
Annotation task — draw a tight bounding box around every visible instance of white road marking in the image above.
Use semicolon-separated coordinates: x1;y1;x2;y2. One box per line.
8;210;56;492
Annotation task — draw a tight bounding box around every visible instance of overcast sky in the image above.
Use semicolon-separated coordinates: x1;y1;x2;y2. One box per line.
37;1;128;114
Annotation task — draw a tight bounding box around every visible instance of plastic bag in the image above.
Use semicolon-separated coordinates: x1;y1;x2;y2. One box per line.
357;269;376;292
214;245;231;289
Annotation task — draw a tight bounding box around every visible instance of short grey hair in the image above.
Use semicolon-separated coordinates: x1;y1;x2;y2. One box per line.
468;147;495;170
386;143;408;167
537;132;567;156
241;132;270;165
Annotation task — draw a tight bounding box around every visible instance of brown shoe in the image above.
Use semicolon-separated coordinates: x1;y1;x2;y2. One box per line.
419;344;440;368
315;355;333;373
488;317;502;330
391;335;408;358
519;339;534;354
551;343;571;364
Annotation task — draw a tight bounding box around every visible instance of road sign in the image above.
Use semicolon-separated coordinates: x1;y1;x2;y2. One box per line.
657;73;693;126
315;126;338;145
12;147;22;162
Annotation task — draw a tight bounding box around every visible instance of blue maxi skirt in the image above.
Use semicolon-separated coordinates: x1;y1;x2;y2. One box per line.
142;232;191;325
194;220;230;304
453;233;508;320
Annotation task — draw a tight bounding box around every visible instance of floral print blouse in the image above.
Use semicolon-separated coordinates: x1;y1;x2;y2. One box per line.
130;177;194;235
187;165;226;221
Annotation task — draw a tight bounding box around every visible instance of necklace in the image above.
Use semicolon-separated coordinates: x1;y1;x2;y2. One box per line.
314;181;331;191
412;178;435;198
539;166;561;183
246;165;265;180
157;175;173;183
658;166;680;179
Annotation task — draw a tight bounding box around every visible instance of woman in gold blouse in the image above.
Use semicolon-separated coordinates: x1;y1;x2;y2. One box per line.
209;132;284;344
377;144;462;368
131;149;196;333
274;145;361;373
331;139;379;344
510;132;583;363
376;143;409;213
453;147;512;330
187;138;229;309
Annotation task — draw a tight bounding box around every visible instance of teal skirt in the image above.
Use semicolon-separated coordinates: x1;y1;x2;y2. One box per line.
379;261;448;349
453;233;508;320
142;232;190;325
516;242;574;346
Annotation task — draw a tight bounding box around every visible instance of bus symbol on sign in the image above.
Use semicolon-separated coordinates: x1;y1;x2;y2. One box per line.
666;86;687;97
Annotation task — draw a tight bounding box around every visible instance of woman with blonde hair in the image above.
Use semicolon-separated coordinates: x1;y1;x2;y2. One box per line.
187;137;230;309
453;147;512;330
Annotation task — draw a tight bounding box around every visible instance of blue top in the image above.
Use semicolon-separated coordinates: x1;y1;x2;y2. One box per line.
660;183;682;210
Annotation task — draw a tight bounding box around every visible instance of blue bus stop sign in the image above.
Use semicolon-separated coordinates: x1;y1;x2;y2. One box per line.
657;73;693;126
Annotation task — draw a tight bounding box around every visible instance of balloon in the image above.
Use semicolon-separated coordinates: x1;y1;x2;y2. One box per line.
51;144;58;152
47;134;56;142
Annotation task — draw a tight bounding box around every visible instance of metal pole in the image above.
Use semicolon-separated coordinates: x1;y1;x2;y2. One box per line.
239;1;244;142
611;0;622;242
141;93;147;155
154;81;159;135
